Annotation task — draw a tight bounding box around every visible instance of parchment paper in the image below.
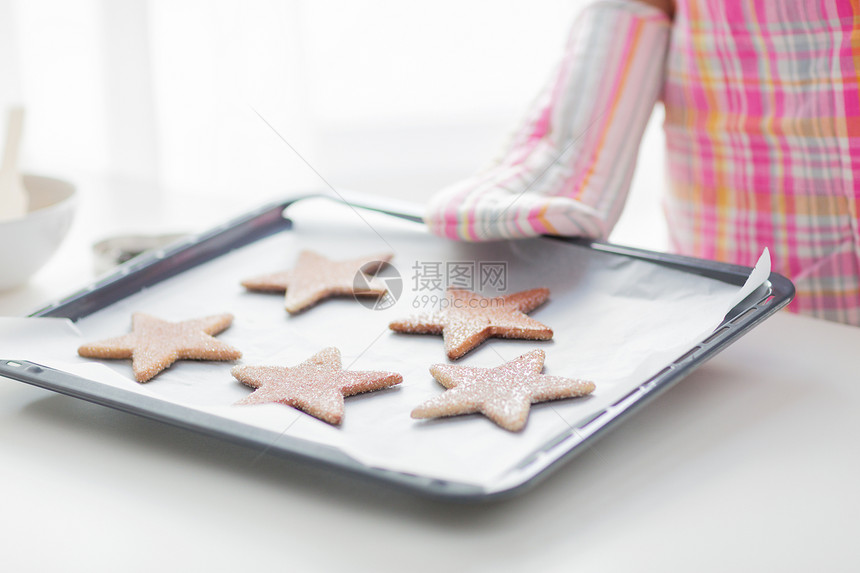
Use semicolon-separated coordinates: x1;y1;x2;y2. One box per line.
0;199;769;487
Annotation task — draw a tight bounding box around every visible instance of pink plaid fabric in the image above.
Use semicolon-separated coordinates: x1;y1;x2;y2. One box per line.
663;0;860;324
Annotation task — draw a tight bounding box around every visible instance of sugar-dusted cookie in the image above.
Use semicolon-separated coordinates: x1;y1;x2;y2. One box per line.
412;349;595;431
241;250;393;314
232;347;402;425
389;288;553;359
77;313;242;383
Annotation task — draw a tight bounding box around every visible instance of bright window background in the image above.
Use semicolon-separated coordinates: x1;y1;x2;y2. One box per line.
0;0;666;249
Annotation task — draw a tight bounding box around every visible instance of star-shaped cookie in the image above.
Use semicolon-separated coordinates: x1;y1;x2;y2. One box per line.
232;347;402;425
389;288;553;359
412;349;595;431
241;250;393;314
77;313;242;382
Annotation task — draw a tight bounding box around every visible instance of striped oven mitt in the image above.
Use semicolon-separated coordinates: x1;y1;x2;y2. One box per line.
425;0;671;241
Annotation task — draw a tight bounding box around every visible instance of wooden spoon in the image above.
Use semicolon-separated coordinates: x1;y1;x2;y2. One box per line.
0;107;29;221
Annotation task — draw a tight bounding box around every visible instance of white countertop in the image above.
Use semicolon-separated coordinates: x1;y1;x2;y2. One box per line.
1;181;858;572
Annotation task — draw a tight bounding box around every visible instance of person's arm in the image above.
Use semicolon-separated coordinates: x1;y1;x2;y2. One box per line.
424;0;673;241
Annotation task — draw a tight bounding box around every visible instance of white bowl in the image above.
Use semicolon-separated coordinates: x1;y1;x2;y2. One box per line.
0;174;77;291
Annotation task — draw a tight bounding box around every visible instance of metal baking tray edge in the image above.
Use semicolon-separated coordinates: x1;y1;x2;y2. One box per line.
0;190;795;501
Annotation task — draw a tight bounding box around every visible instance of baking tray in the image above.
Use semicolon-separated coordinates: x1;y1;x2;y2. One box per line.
0;191;794;500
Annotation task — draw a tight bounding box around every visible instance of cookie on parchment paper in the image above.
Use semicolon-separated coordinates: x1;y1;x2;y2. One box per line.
77;312;242;383
412;349;595;431
389;288;553;359
232;347;402;425
241;250;393;314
